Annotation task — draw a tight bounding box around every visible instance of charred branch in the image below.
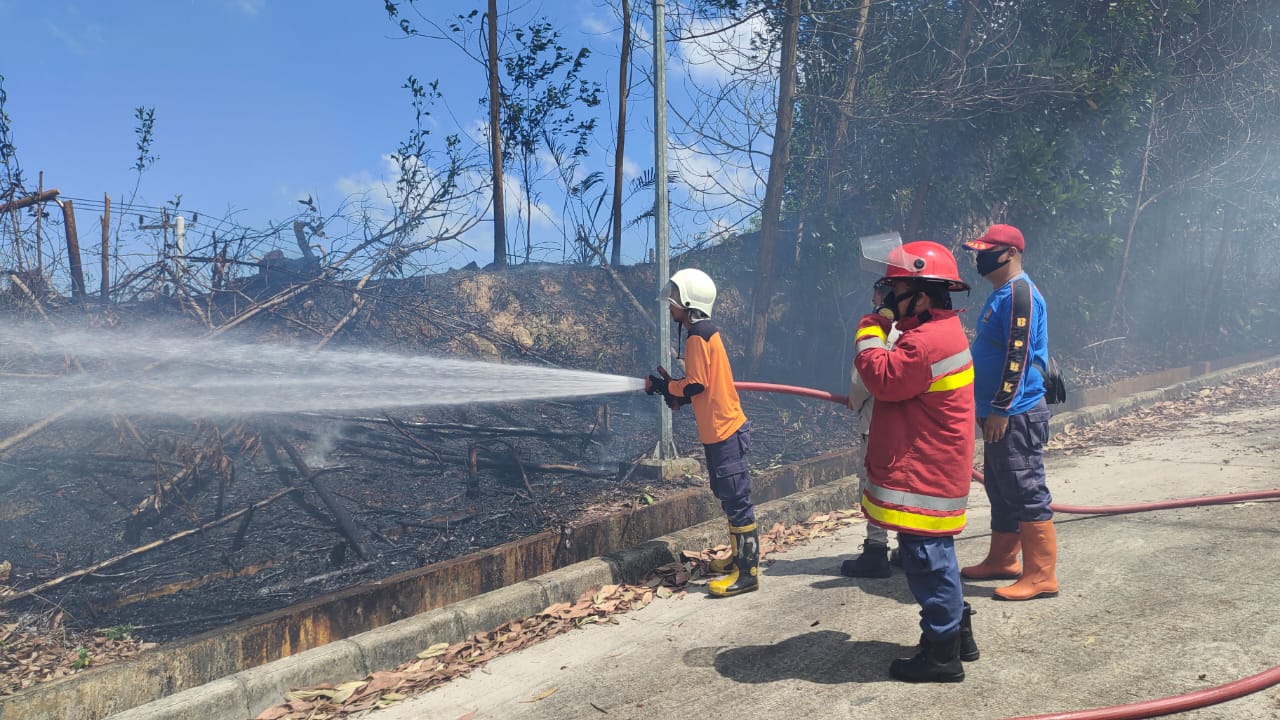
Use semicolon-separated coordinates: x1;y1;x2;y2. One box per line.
1;486;298;606
274;434;372;562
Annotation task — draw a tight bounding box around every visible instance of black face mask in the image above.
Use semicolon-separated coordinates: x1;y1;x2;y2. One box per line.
876;289;921;321
975;248;1011;277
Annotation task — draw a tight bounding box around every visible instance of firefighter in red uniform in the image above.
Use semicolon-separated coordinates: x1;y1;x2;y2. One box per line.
854;241;979;682
645;268;757;597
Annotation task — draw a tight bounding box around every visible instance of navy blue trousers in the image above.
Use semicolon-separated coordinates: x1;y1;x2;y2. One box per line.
898;533;963;640
703;421;754;526
982;400;1053;533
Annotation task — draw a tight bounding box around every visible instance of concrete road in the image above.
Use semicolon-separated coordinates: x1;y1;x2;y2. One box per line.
375;401;1280;720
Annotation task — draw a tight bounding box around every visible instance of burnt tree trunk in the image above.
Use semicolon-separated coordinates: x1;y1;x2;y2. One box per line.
746;0;801;376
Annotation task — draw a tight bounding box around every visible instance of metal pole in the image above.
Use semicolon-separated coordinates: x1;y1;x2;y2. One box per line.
652;0;677;460
100;193;110;308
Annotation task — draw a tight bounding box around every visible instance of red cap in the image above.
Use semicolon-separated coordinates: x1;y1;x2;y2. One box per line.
964;224;1025;252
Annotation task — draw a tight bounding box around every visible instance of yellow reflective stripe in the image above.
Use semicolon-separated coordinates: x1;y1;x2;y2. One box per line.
927;366;973;393
862;495;967;533
855;325;888;342
730;522;757;533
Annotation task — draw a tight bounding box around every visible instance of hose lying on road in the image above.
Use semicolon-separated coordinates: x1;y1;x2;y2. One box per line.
971;468;1280;516
1008;664;1280;720
735;380;1280;720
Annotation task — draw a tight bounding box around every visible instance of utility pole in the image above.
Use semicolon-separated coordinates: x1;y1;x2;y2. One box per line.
139;210;196;294
652;0;677;461
35;172;44;273
100;193;110;308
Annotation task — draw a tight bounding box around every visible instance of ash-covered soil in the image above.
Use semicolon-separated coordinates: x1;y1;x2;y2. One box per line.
0;386;855;644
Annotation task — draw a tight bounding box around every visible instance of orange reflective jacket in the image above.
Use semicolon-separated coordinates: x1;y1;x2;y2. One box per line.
668;320;748;445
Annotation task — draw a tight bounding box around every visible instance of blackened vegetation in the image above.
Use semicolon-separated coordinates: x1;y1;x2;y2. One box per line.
0;261;857;643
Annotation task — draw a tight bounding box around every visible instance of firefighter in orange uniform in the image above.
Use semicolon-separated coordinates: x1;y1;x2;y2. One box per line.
854;241;978;682
644;268;757;597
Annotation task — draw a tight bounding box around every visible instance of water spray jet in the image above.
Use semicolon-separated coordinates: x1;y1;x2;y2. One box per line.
0;325;644;423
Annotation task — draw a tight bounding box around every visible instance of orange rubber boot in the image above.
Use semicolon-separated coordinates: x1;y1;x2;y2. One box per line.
994;520;1058;601
960;531;1022;580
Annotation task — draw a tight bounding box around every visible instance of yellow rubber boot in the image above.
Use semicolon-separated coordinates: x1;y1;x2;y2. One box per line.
708;523;759;597
994;520;1058;601
709;521;735;574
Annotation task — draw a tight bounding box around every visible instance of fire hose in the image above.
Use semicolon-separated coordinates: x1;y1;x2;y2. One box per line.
733;380;1280;719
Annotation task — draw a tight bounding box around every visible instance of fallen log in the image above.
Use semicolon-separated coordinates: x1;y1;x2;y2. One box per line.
276;436;371;561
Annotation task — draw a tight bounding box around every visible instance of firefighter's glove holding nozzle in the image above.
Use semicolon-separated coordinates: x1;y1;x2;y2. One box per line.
644;366;673;396
644;373;668;397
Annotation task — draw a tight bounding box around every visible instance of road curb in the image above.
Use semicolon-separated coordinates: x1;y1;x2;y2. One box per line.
1048;355;1280;433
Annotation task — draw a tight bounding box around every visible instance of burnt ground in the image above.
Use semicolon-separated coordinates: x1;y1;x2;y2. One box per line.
0;249;1266;694
0;390;853;647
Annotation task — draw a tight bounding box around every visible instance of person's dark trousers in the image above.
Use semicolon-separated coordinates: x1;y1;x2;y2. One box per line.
982;401;1053;532
898;533;963;640
704;421;753;527
891;533;965;682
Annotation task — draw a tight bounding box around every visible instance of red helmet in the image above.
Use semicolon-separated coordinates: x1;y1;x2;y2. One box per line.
879;240;969;292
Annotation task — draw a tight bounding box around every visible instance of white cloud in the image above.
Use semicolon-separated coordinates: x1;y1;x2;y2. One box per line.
677;14;776;87
580;14;612;37
502;173;559;231
622;156;641;180
671;142;760;201
335;155;399;207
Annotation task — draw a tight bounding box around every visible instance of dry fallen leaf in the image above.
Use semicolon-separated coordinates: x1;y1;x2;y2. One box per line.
417;642;450;659
521;687;559;703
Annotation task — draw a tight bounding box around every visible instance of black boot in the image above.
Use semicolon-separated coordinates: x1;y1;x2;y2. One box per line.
890;633;965;683
889;545;904;568
916;602;979;661
841;542;891;579
959;602;979;661
708;523;759;597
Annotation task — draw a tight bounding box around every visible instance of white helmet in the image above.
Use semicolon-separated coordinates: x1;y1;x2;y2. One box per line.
669;268;716;317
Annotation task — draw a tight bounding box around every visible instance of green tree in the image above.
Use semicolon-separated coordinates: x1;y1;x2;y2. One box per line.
500;20;601;262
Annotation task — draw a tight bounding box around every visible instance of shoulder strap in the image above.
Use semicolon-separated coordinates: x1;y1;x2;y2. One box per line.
991;278;1033;412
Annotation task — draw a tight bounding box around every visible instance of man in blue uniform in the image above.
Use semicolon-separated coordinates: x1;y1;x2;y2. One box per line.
961;224;1058;601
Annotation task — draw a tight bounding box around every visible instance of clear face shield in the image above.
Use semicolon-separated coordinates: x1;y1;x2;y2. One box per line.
859;232;917;319
858;232;921;277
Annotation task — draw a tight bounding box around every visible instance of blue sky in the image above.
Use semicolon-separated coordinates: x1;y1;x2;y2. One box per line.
0;0;775;271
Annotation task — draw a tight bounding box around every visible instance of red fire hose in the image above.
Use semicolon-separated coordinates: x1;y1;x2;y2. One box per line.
734;381;850;405
735;380;1280;719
